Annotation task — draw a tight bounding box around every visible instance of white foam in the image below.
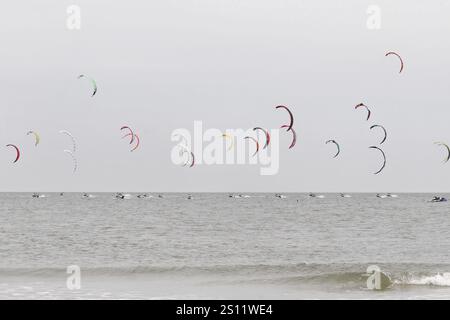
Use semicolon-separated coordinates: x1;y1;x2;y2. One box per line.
402;273;450;287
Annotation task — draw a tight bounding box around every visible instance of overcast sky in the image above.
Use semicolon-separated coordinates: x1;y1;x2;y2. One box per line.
0;0;450;192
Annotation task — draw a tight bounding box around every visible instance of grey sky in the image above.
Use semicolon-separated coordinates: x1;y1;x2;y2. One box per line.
0;1;449;192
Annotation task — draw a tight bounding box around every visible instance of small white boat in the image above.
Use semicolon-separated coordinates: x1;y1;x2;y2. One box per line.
114;193;132;200
32;193;46;198
387;193;398;198
309;193;325;198
429;196;447;203
340;193;352;198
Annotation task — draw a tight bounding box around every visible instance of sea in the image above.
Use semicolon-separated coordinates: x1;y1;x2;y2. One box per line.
1;192;450;300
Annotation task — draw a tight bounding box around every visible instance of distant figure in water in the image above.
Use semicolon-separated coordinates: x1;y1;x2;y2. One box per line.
115;193;125;199
309;193;324;198
32;193;45;198
387;193;398;198
187;194;193;200
59;193;64;196
158;194;164;198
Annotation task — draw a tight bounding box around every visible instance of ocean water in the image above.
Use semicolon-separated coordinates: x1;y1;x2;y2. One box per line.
1;192;450;299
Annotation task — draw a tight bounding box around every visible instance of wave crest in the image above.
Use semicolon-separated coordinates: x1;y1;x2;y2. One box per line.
397;273;450;287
